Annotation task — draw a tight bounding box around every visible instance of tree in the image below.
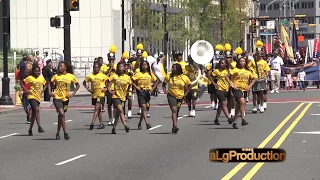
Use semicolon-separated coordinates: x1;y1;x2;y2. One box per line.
131;0;164;52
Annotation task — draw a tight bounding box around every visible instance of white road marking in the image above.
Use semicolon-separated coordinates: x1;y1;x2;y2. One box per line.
148;125;162;130
54;154;87;166
54;120;73;125
204;105;212;108
293;131;320;134
0;133;19;139
310;114;320;116
177;115;188;120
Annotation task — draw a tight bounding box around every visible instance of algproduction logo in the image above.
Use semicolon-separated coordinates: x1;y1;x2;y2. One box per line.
209;148;286;163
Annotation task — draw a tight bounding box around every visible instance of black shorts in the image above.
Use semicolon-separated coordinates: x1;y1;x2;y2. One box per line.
167;93;183;108
53;99;69;113
186;89;198;100
28;99;40;110
92;96;105;106
137;90;151;105
112;98;125;108
105;91;113;106
231;89;248;100
208;83;217;94
216;90;228;102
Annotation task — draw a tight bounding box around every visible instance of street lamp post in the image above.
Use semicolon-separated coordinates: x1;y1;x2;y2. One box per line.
0;0;13;105
121;0;125;54
220;0;223;42
162;0;168;70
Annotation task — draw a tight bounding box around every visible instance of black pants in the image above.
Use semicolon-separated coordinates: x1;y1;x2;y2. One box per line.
44;85;54;101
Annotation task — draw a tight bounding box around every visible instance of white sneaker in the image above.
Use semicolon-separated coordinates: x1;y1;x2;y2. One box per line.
211;102;215;108
147;111;150;118
230;109;235;116
275;90;279;93
252;108;257;113
214;104;218;110
246;97;249;102
271;89;275;93
260;107;264;113
137;108;141;115
193;110;196;117
263;102;267;110
127;110;132;118
189;111;193;116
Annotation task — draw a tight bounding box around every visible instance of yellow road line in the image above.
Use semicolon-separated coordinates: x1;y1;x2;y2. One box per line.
221;103;304;180
242;103;313;180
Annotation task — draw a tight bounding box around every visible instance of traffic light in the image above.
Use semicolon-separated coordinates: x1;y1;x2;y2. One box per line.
69;0;79;11
252;20;257;33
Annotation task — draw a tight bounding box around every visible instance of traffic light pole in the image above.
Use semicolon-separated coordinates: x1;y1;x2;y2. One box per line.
63;0;71;64
0;0;13;105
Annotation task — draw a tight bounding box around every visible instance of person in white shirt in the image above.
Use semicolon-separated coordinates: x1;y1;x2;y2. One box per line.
268;50;284;93
298;67;306;91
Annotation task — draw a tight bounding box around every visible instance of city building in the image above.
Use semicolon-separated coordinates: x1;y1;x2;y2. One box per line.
258;0;320;46
2;0;128;62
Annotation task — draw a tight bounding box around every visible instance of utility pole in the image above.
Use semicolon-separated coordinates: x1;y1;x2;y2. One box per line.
0;0;13;105
121;0;125;54
63;0;71;63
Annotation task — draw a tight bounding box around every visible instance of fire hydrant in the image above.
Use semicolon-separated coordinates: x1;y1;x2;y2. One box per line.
14;80;22;106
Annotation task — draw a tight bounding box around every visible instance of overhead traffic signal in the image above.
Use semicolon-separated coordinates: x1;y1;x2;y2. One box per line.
252;20;257;33
69;0;79;11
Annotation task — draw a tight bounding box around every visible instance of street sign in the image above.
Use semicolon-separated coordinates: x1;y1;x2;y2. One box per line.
278;20;289;26
266;21;275;29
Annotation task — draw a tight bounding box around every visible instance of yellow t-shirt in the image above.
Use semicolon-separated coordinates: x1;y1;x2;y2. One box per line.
84;73;108;98
173;61;187;74
212;69;229;92
23;75;46;102
106;64;117;90
51;73;78;101
230;61;237;68
109;74;131;101
254;60;270;78
230;68;256;91
135;68;140;73
206;64;213;84
100;64;108;74
132;72;157;90
185;64;198;89
164;73;191;99
247;59;256;72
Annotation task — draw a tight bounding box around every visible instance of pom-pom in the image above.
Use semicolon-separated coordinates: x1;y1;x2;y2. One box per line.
234;47;243;55
255;40;264;48
215;44;224;51
224;43;232;51
142;51;148;58
109;45;117;53
136;43;144;50
122;51;129;59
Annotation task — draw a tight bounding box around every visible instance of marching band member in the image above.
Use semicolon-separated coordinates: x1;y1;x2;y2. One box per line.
251;52;270;113
162;63;192;134
132;54;159;130
106;62;131;134
228;57;256;129
48;61;80;140
185;55;199;117
83;61;108;130
133;43;144;115
105;46;118;125
97;57;107;112
173;51;187;74
20;65;46;136
122;52;134;119
224;43;236;117
208;59;234;125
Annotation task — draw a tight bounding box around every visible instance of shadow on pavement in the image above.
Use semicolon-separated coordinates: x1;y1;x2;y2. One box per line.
33;138;56;140
208;127;237;129
70;128;89;130
148;132;171;135
9;122;29;125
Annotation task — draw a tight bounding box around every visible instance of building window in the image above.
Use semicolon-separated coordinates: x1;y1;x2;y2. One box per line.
260;4;266;11
309;18;315;24
294;2;299;9
260;21;266;26
274;3;280;10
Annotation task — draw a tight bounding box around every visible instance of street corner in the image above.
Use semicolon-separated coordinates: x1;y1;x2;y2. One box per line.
0;105;24;115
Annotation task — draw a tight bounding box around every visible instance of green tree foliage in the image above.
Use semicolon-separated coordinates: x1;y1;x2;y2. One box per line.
221;0;248;45
132;0;164;51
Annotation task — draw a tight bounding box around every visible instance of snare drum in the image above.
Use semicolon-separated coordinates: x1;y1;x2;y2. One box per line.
252;79;268;92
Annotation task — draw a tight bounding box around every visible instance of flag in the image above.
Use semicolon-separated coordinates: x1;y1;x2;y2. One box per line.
292;23;299;53
273;25;284;53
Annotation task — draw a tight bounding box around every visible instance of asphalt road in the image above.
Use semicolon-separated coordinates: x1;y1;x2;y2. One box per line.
0;90;320;180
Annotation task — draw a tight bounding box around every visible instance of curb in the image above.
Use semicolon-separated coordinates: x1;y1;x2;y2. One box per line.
0;107;24;115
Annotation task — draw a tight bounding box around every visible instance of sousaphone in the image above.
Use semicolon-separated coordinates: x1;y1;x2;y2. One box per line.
190;40;214;85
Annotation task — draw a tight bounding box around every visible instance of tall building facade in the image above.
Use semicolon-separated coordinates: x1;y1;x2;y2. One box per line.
258;0;320;46
8;0;127;60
